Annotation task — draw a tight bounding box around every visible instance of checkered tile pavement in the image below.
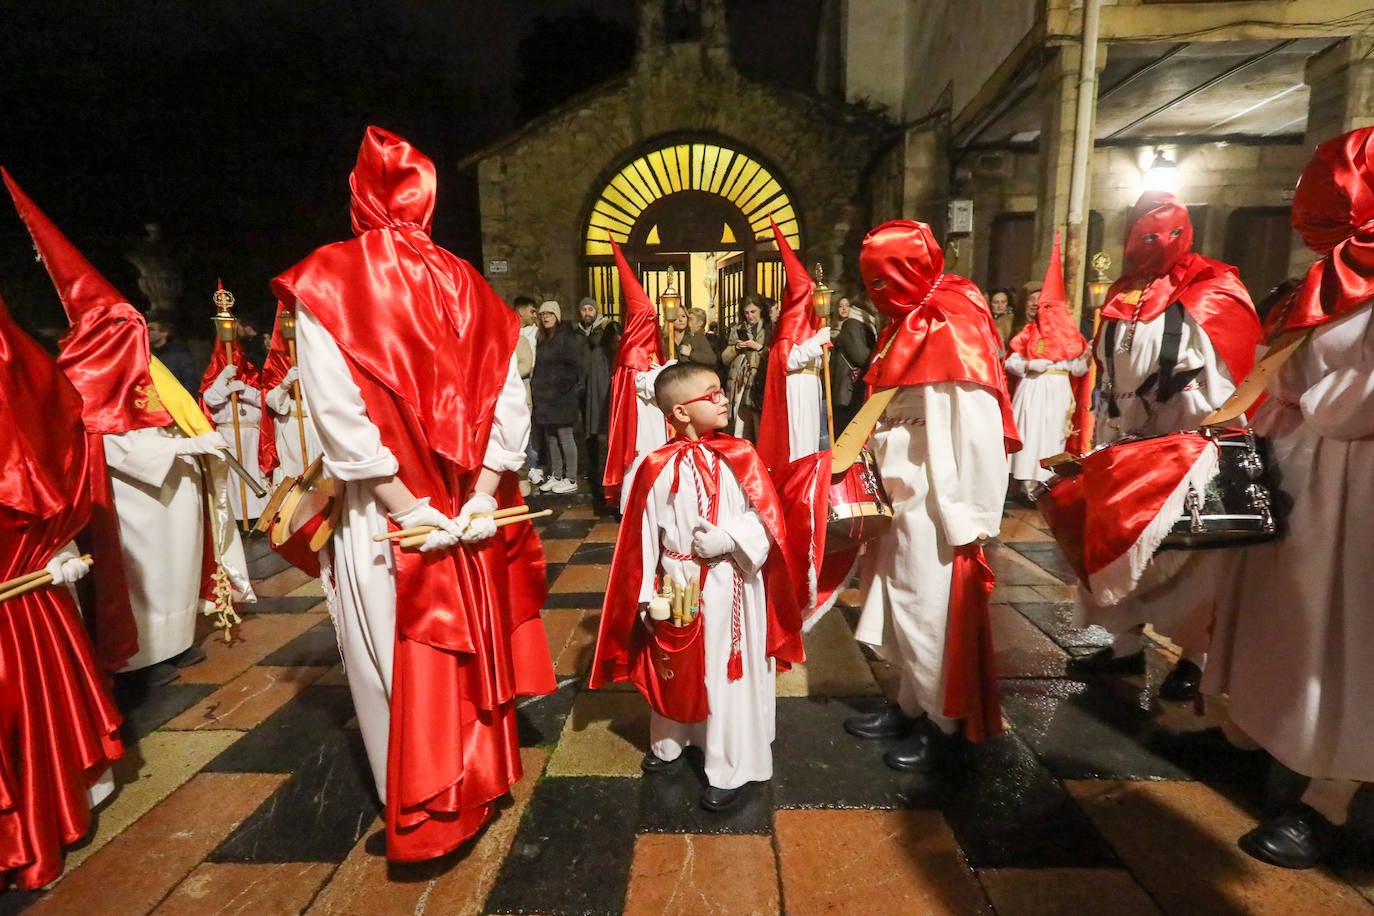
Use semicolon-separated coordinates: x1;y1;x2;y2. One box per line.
6;500;1374;915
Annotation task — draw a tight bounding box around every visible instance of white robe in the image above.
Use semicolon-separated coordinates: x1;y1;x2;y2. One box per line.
1005;351;1089;483
104;426;251;669
627;448;776;790
294;305;529;801
263;382;322;481
856;383;1009;731
1078;309;1238;645
784;334;827;460
1204;305;1374;781
632;364;670;460
203;385;270;520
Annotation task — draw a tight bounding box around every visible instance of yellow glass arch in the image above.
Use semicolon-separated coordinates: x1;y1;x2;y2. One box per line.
585;141;800;256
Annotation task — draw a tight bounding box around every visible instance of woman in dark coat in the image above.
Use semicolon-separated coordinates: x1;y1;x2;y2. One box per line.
531;301;583;494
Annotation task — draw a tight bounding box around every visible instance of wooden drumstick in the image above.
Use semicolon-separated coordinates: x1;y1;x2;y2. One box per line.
0;555;94;604
392;513;552;549
374;505;541;541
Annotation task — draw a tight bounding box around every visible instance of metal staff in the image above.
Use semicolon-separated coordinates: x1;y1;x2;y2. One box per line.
277;308;313;466
211;280;250;532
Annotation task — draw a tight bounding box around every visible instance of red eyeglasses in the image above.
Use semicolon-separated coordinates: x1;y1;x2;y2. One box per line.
678;387;728;407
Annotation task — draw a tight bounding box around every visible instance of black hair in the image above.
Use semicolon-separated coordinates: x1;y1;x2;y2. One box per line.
654;361;718;412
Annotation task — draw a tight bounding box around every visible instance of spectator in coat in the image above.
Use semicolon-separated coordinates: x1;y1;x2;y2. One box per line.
531;301;582;494
829;296;877;434
576;296;619;504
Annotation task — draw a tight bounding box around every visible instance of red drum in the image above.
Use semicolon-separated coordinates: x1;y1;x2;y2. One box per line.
259;456;339;577
826;449;894;554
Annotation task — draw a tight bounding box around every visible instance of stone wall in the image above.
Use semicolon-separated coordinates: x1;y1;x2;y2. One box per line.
472;44;889;305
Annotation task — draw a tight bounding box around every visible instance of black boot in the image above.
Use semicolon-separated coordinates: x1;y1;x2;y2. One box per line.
700;784;747;812
1158;658;1202;702
882;731;936;772
1239;804;1332;869
640;751;681;774
844;706;919;740
1066;646;1145;678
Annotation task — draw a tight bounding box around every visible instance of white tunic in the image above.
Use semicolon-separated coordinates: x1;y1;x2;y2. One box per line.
632;364;670;460
784;334;827;460
203;385;270;520
103;427;212;669
263;383;323;481
1079;309;1238;645
1204;305;1374;781
1005;352;1089;482
294;306;529;801
627;448;776;790
856;383;1009;730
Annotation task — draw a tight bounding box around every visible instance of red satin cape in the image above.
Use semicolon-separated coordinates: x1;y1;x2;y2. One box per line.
757;218;821;474
588;434;805;700
604;237;666;502
0;297;123;891
256;315;292;477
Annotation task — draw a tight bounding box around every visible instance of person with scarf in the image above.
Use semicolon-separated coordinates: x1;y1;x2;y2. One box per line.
589;361;804;812
271;127;555;862
842;220;1020;771
1004;233;1091;498
575;296;619;504
603;238;670;506
4;170;253;688
199;332;271;522
1066;191;1260;703
0;290;124;892
1201;127;1374;869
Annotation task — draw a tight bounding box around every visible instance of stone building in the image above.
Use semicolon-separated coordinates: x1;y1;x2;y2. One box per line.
464;0;890;326
838;0;1374;324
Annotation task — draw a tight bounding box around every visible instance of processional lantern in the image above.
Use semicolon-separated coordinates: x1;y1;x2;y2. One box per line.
811;261;833;318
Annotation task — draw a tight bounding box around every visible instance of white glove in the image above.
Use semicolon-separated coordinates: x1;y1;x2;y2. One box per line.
389;497;463;553
45;553;89;585
807;327;832;349
691;520;736;560
456;491;499;543
215;364;238;386
176;431;229;456
224;379;248;395
1027;359;1053;374
279;366;300;390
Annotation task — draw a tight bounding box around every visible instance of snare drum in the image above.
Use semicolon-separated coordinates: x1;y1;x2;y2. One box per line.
259;456;339;577
1161;426;1276;549
826;449;894;554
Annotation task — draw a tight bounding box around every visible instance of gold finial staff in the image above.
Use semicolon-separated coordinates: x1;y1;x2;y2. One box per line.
276;309;313;466
211;279;250;531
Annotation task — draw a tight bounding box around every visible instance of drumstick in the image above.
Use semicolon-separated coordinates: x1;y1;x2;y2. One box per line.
373;506;539;541
394;509;553;548
0;556;94;604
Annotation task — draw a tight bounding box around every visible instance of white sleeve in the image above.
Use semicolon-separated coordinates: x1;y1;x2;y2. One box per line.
483;350;531;473
726;507;771;576
1181;311;1236;414
636;363;671;403
103;428;183;488
1004;353;1028;377
295;304;399;482
264;384;294;416
626;457;663;604
786;335;825;370
1064;351;1091;376
922;382;1009;546
1299;308;1374;439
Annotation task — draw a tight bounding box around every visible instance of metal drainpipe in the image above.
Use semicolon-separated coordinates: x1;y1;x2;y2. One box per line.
1066;0;1102;320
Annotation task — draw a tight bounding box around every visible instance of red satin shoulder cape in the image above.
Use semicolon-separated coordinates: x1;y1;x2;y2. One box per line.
588;433;805;694
1098;252;1260;387
0;305;123;891
865;276;1022;455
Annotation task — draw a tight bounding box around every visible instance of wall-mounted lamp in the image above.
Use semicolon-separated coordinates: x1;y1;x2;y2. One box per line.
1142;147;1179;194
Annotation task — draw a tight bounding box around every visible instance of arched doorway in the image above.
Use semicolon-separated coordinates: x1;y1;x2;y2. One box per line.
581;137;802;330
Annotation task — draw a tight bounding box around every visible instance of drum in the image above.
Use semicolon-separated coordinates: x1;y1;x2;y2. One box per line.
826;449;893;554
259;456;339;577
1161;426;1276;549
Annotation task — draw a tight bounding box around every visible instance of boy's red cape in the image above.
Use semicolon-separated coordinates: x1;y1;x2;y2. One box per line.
588;433;805;705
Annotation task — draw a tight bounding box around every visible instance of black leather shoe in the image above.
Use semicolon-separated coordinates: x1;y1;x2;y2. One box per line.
1158;658;1202;702
1239;804;1331;869
700;784;747;812
883;731;936;772
640;752;681;774
844;706;919;740
1066;647;1146;678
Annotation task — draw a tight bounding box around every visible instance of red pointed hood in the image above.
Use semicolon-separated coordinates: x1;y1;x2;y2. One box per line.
1008;232;1086;363
770;217;818;344
4;168;173;435
610;236;664;372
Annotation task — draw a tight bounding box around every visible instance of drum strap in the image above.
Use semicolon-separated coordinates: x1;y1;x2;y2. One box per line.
832;388;897;468
1135;302;1202;404
1204;327;1313;425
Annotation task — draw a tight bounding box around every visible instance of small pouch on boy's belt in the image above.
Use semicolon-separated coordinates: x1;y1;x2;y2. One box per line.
629;612;709;723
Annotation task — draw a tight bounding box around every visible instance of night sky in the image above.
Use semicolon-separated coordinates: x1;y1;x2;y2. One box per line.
1;0;820;333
